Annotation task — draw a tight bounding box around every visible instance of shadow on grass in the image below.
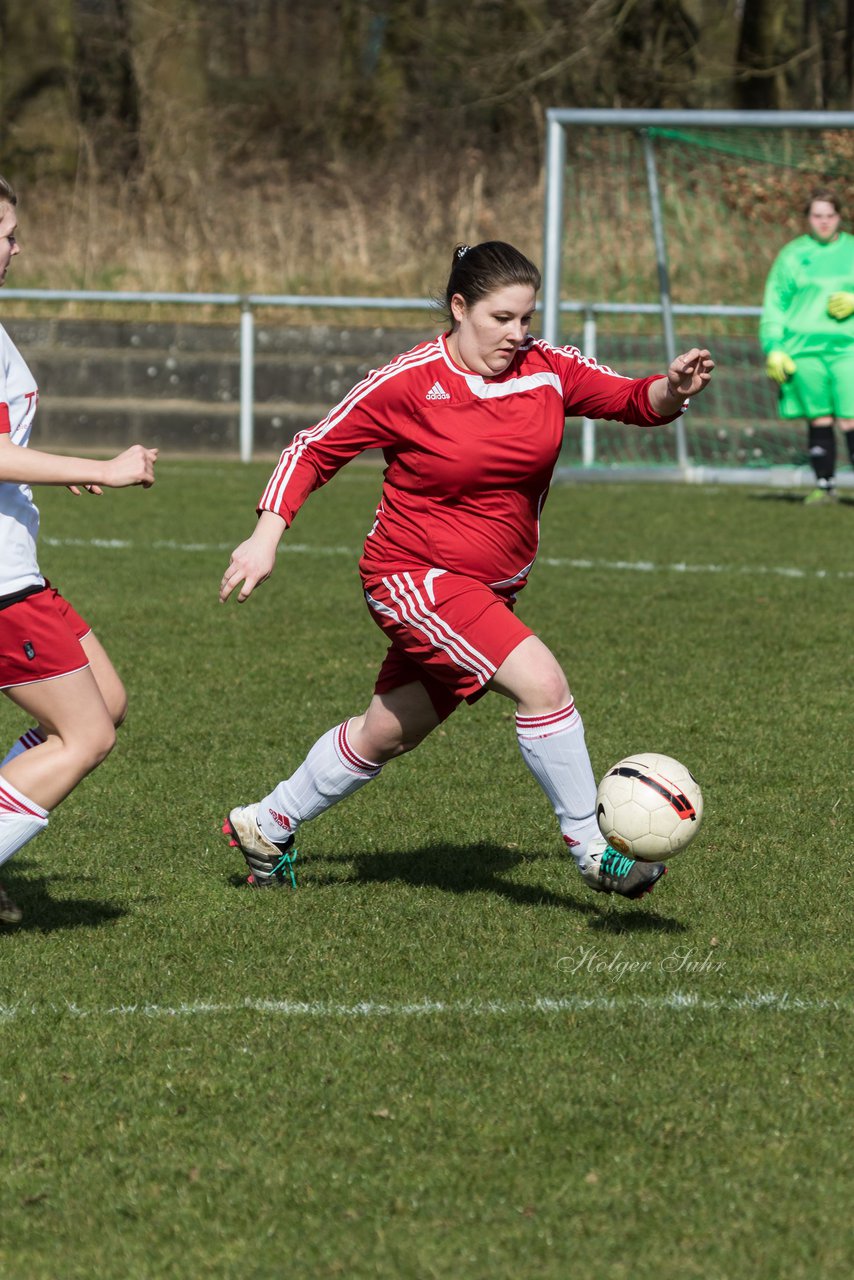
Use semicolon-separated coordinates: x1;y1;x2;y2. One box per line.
1;868;127;934
306;841;686;933
750;490;854;507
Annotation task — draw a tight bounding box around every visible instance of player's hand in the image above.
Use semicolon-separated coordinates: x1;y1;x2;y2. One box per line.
220;511;287;603
828;291;854;320
765;351;796;383
219;535;277;604
667;347;715;398
66;483;103;497
102;445;159;488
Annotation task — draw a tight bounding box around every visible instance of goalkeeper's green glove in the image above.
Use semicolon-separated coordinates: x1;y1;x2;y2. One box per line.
827;291;854;320
765;350;796;384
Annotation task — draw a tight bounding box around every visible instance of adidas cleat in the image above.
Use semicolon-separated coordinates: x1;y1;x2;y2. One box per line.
582;838;666;900
0;882;22;924
223;803;298;889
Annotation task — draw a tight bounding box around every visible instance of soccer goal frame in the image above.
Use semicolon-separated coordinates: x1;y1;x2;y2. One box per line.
542;108;854;485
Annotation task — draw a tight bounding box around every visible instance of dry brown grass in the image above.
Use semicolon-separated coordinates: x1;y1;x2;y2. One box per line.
11;153;544;303
8;127;854;316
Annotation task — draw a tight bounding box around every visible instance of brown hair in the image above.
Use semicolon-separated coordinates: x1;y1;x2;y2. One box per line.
804;189;841;217
0;176;17;208
444;241;540;327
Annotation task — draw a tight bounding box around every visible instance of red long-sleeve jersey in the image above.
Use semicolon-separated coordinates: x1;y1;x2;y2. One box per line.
259;333;681;592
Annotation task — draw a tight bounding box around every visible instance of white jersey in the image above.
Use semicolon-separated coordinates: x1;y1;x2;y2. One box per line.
0;323;43;596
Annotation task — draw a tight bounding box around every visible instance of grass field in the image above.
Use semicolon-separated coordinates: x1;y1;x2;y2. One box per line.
0;462;851;1279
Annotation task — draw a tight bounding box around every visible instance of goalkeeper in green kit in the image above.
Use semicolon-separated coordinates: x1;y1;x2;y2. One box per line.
760;190;854;503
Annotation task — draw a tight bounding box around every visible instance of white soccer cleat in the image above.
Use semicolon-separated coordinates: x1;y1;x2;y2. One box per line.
223;803;297;888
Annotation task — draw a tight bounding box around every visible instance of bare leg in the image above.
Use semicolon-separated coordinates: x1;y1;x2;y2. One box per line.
2;630;127;766
79;631;127;726
488;634;570;713
1;665;116;811
347;681;444;761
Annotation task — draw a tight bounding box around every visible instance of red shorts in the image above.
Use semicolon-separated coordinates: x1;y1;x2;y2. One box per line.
0;585;91;690
363;568;533;722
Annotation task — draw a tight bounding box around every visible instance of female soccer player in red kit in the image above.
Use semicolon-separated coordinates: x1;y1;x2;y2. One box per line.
0;175;158;923
221;241;714;899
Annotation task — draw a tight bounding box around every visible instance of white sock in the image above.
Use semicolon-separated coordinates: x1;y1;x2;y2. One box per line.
516;702;601;870
258;720;383;844
0;773;49;869
1;727;46;769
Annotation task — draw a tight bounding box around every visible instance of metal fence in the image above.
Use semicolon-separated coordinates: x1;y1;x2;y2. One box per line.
3;286;834;486
3;287;436;462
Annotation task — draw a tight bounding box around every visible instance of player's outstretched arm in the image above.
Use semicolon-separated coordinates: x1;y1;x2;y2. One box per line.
647;347;715;415
0;438;157;491
220;510;287;604
99;444;158;489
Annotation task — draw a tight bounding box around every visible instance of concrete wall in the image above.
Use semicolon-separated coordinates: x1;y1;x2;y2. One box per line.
4;316;432;456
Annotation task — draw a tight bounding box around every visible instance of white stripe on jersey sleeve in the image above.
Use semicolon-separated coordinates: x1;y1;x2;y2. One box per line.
260;339;443;514
531;337;631;382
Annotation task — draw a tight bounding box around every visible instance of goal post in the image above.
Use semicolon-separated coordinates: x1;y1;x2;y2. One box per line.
542;108;854;485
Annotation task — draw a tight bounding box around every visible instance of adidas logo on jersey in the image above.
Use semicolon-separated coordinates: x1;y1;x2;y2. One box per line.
426;380;451;401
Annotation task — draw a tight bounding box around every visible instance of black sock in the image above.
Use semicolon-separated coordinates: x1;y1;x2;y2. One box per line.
808;425;836;484
845;431;854;468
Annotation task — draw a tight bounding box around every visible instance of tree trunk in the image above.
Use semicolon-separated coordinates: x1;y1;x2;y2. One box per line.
73;0;141;176
735;0;788;109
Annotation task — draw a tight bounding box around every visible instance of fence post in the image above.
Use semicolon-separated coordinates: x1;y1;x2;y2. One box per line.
542;112;566;347
239;299;254;462
641;130;689;471
582;307;597;467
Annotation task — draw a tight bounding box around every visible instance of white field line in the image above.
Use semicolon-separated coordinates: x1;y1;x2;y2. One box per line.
41;537;854;583
0;992;847;1023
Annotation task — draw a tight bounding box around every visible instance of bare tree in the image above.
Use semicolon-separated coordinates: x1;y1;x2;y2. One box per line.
73;0;140;175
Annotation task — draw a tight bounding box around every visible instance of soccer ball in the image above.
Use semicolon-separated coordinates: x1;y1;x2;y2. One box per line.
596;753;703;862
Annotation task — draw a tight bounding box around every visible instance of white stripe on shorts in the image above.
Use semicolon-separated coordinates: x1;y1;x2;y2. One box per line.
383;572;496;684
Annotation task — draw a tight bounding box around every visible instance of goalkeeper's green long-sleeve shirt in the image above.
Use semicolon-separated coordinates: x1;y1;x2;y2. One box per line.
759;231;854;358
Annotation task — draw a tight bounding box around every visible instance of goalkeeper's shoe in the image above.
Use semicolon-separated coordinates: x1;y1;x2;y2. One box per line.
804;485;838;506
581;837;666;900
0;882;22;924
223;803;297;888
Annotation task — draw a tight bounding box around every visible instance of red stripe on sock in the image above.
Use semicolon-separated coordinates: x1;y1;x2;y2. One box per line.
0;782;45;819
336;722;381;775
517;706;578;737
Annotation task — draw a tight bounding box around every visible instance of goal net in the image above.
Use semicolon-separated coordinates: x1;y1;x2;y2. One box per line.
545;115;854;483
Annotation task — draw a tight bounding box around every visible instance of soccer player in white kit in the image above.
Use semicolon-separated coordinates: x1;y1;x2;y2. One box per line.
221;241;714;900
0;176;158;923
